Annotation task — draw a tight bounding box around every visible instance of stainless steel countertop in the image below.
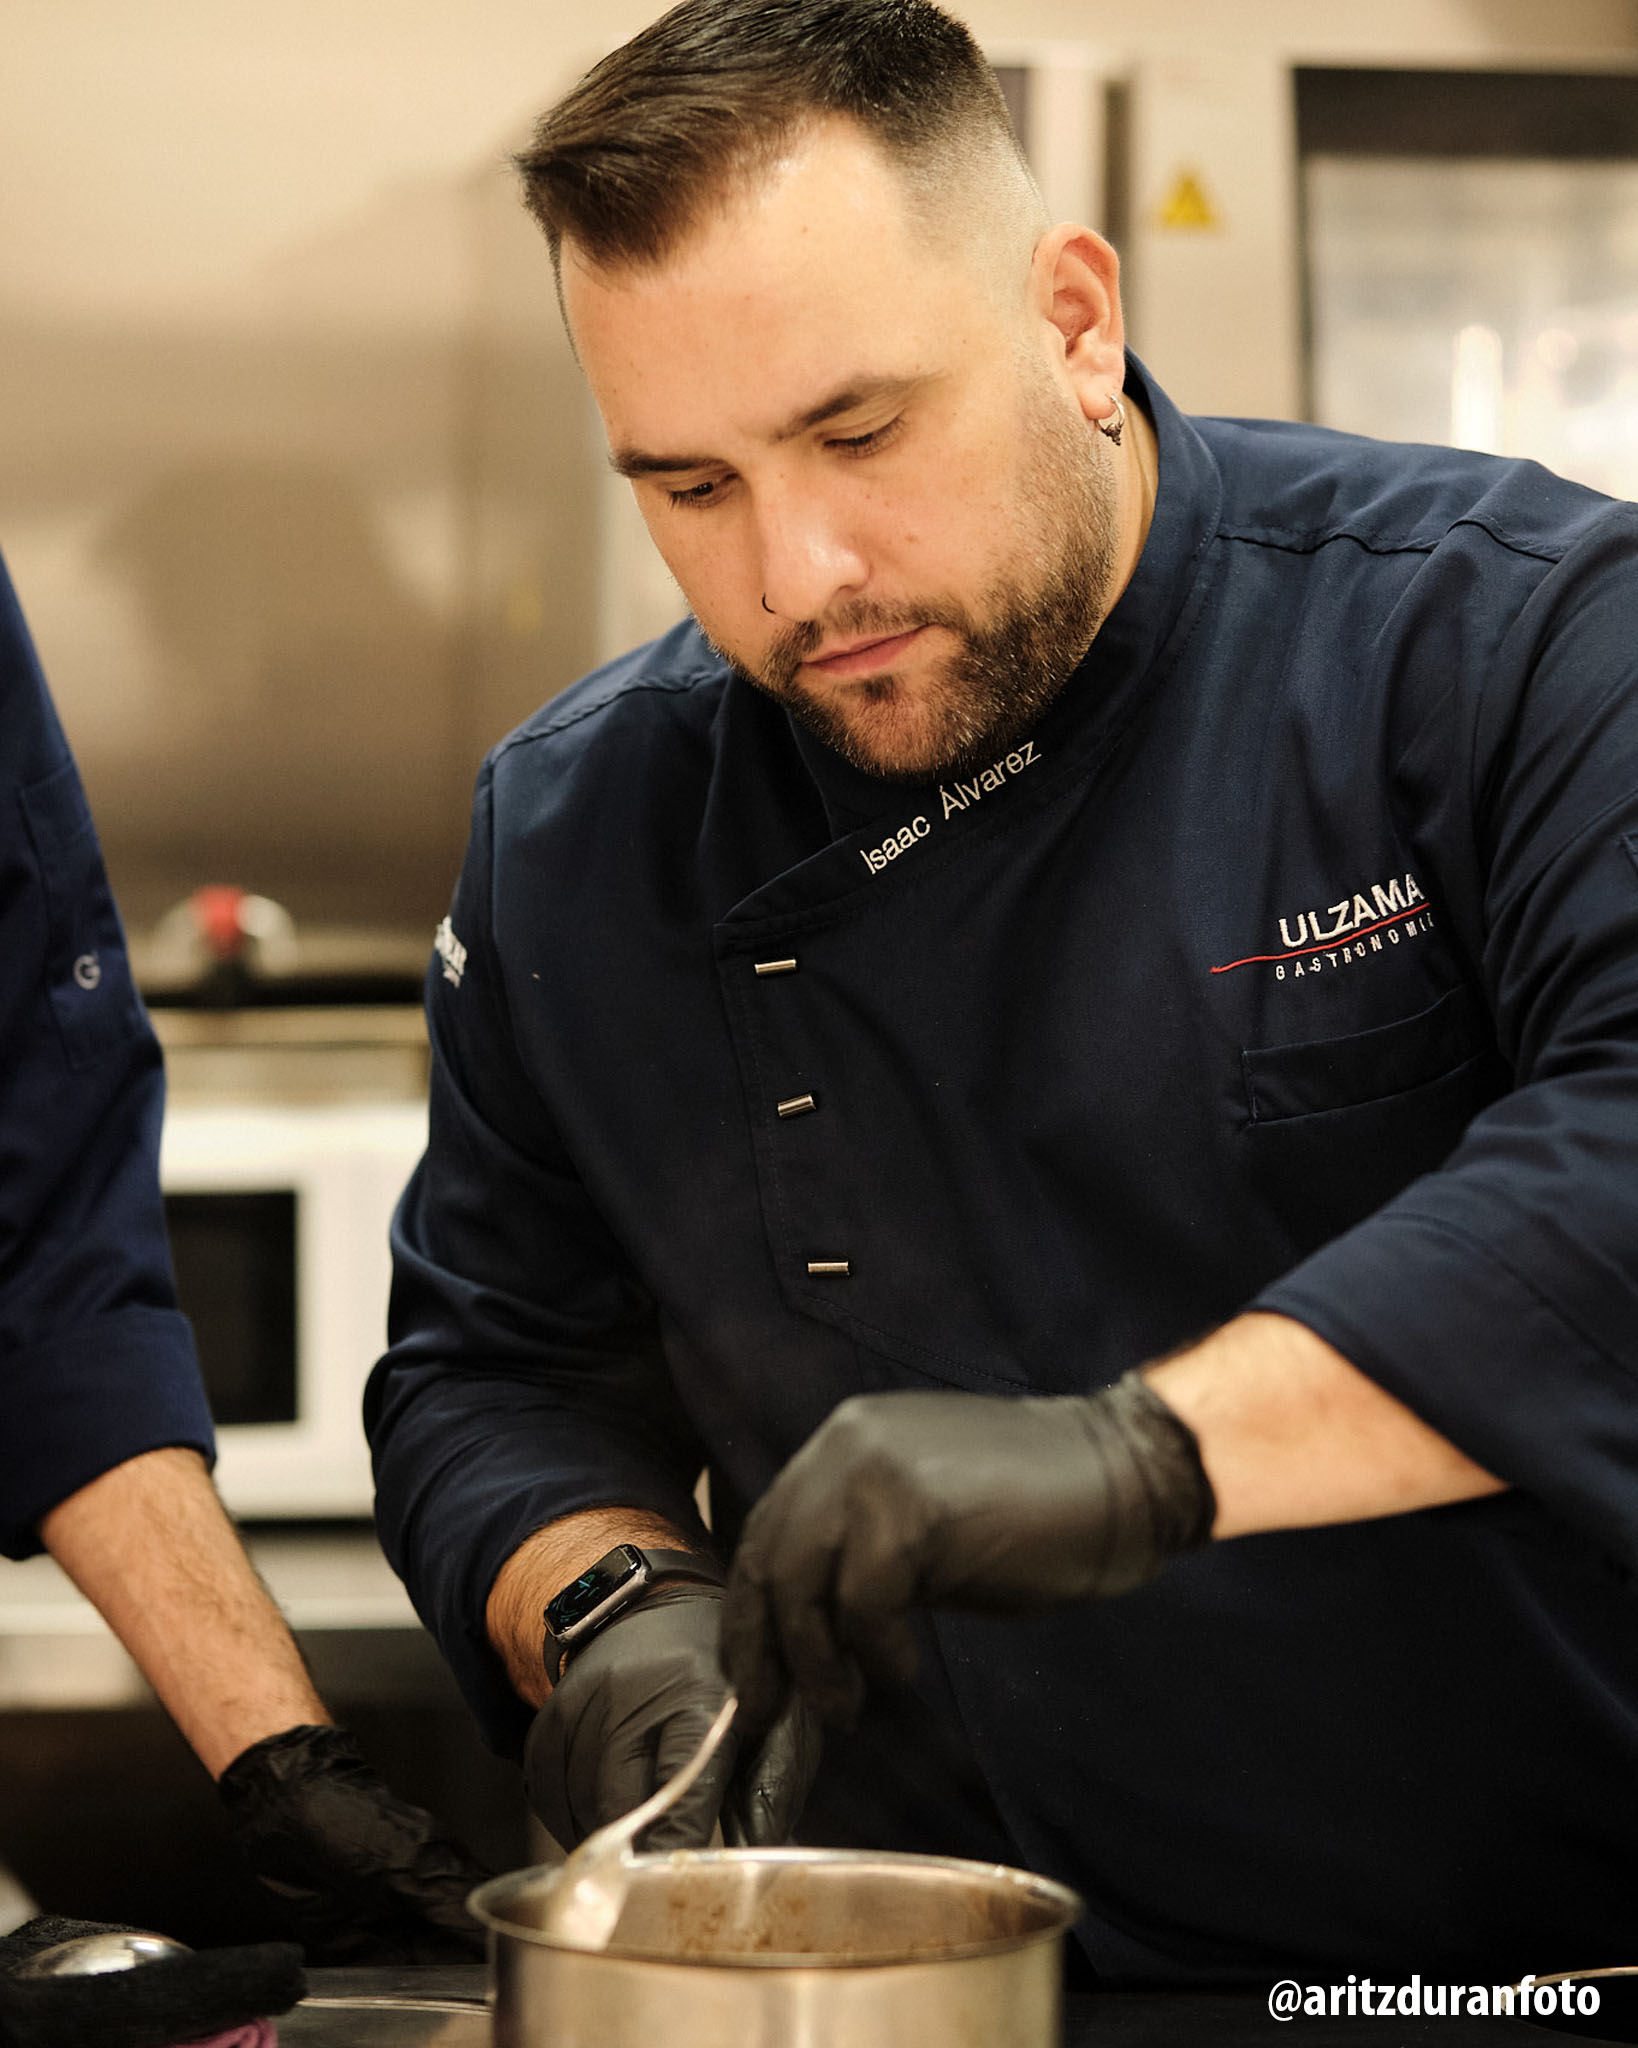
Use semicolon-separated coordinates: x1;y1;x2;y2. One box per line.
278;1970;1582;2047
283;1967;490;2046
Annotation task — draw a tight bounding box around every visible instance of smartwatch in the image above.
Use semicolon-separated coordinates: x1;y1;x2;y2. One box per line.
543;1544;724;1676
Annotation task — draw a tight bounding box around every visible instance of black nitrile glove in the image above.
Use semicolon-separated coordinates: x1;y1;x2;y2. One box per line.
217;1724;489;1965
523;1582;820;1851
721;1372;1217;1727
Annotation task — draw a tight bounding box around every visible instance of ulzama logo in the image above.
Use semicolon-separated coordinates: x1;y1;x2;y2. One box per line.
1211;874;1431;978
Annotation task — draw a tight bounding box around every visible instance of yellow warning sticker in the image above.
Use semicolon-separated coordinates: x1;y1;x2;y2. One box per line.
1154;169;1222;232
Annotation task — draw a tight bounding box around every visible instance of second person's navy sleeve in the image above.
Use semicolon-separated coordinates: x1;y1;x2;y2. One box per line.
0;551;213;1556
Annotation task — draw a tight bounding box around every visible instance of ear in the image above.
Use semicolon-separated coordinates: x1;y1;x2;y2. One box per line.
1030;224;1125;423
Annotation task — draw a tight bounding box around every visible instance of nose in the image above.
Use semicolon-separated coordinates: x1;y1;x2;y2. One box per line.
755;482;869;623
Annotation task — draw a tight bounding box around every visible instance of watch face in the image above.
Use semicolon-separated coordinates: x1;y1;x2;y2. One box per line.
545;1544;645;1638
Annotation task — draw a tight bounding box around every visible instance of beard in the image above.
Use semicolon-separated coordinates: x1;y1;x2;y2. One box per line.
710;370;1122;781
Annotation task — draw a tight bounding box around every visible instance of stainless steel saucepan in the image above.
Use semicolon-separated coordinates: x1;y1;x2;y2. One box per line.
471;1847;1081;2048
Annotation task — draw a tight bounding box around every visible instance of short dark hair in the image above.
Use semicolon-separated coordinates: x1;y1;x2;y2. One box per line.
514;0;1024;275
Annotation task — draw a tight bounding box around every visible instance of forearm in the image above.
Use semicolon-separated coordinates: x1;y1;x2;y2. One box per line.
485;1506;705;1709
1145;1311;1505;1539
39;1446;328;1776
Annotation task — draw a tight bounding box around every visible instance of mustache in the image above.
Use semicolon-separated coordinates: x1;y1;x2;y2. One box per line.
763;600;969;688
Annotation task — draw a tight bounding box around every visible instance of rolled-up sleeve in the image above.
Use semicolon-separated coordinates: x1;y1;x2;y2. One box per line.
0;553;212;1556
1256;508;1638;1560
365;756;709;1754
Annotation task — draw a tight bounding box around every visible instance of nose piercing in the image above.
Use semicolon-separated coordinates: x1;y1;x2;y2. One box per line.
1096;395;1125;447
761;594;774;615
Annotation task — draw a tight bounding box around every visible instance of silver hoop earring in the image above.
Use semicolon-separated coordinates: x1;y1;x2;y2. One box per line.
761;594;774;615
1096;395;1125;447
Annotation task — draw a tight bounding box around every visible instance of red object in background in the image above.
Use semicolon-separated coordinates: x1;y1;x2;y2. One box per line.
190;885;250;962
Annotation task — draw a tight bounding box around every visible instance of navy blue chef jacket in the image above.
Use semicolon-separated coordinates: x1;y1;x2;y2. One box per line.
0;553;212;1555
368;358;1638;1983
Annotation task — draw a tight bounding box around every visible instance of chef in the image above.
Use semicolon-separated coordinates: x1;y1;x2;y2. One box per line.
0;552;484;1962
367;0;1638;1985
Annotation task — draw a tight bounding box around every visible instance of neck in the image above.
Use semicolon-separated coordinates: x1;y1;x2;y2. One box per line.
1110;396;1161;603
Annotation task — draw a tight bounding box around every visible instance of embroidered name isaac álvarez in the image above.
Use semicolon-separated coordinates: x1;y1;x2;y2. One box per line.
859;739;1043;875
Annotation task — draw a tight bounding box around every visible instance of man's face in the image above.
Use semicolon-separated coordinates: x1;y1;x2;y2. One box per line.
562;121;1120;780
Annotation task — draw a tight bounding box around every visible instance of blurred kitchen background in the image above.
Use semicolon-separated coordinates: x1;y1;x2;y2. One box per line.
2;0;1635;1945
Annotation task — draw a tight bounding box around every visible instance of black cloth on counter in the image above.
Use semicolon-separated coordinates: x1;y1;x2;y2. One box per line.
0;1916;303;2048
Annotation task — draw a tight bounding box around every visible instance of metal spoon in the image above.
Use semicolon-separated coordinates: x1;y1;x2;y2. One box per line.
14;1931;190;1978
541;1691;738;1951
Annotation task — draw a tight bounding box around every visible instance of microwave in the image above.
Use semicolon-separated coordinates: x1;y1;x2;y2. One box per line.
153;1008;428;1519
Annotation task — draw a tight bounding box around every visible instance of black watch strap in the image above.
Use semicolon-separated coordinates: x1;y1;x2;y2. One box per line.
639;1548;726;1587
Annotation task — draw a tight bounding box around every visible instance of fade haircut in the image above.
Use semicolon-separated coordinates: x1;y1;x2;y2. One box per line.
514;0;1036;280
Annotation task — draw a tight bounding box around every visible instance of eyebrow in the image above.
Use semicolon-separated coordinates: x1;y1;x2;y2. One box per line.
608;372;935;478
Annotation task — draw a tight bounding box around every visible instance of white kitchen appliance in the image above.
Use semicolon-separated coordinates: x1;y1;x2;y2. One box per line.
153;1006;427;1519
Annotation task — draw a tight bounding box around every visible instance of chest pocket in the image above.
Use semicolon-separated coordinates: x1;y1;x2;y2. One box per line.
19;760;145;1069
1242;983;1491;1122
1239;983;1507;1252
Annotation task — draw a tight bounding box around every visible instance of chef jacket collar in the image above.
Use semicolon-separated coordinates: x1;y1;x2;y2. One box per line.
783;353;1224;842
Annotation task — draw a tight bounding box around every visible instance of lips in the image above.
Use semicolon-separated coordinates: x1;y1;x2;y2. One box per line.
800;626;927;679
